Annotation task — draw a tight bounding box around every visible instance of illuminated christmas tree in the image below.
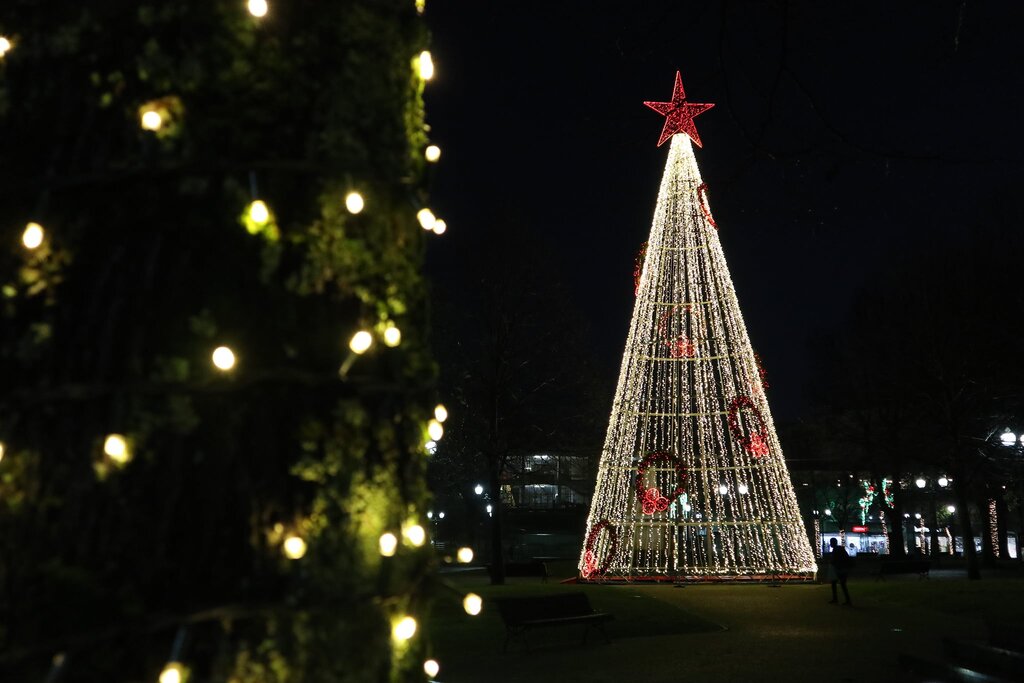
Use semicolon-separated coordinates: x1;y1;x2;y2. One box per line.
579;73;816;582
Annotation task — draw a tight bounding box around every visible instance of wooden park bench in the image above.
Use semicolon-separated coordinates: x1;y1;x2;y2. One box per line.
493;593;613;652
877;559;930;579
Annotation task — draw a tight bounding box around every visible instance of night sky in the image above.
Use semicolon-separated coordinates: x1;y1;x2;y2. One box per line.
423;1;1024;420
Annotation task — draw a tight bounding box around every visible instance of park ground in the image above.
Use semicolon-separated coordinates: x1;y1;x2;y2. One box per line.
428;560;1024;683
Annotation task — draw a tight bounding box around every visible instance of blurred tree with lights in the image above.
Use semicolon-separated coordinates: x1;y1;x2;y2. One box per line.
0;1;440;681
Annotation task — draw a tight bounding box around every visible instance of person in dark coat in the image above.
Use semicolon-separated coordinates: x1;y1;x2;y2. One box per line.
827;537;852;605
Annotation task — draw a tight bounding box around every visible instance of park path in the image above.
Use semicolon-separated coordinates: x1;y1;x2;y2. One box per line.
438;578;986;683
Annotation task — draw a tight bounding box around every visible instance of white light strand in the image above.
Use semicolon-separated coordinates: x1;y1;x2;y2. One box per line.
988;499;999;558
579;135;816;581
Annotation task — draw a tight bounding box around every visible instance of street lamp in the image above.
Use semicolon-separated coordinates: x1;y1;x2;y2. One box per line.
938;476;949;488
915;477;926;489
474;484;484;496
1000;430;1017;447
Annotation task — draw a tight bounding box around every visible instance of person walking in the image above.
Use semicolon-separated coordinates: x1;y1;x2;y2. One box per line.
827;537;852;605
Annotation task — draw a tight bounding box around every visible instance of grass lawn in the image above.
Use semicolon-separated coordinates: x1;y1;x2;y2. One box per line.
426;563;1024;683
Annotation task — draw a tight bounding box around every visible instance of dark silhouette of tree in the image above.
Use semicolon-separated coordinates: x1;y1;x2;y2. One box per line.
807;207;1024;579
430;226;607;584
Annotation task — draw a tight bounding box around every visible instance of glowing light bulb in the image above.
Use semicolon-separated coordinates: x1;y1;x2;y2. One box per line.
393;616;417;641
22;222;44;250
415;0;426;15
474;484;483;496
212;346;236;371
248;200;270;224
159;663;184;683
283;535;307;559
425;440;437;454
947;505;956;513
428;419;444;441
140;109;163;131
418;51;434;80
104;434;129;464
1000;431;1016;447
431;219;447;235
383;324;401;348
457;547;474;563
824;509;832;516
737;483;749;495
0;37;12;58
349;330;373;354
424;660;440;678
417;208;436;230
719;485;728;496
248;0;268;17
462;593;482;616
403;524;425;547
0;442;5;463
425;145;441;162
938;476;949;488
379;532;398;557
434;404;448;423
345;191;364;214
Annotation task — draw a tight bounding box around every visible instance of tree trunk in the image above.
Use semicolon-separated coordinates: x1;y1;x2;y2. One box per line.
488;470;506;585
887;497;907;558
956;483;981;580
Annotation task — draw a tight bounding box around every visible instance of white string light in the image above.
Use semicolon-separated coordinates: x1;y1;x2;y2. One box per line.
283;535;307;559
22;222;44;250
344;191;364;214
462;593;482;616
417;51;434;80
140;109;164;131
383;323;401;348
392;616;417;641
247;0;268;18
423;660;440;678
424;145;441;162
416;208;436;230
579;134;816;581
349;330;373;354
211;346;236;371
379;532;398;557
104;434;130;465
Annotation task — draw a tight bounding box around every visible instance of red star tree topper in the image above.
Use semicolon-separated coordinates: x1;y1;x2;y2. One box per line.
644;71;715;147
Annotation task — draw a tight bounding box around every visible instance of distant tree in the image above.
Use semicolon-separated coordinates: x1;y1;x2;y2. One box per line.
0;2;436;680
430;226;606;584
808;212;1024;579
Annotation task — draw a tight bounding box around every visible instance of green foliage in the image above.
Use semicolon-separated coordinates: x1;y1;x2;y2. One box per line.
0;1;436;681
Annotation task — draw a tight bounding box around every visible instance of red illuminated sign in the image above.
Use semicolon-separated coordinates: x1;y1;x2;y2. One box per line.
850;525;868;533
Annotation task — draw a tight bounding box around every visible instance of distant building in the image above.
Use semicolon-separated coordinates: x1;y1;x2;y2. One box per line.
501;453;592;509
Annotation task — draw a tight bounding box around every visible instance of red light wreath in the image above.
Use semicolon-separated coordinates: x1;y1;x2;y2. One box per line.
696;182;717;230
633;241;648;295
582;520;618;578
656;305;698;358
728;395;771;458
635;451;688;515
